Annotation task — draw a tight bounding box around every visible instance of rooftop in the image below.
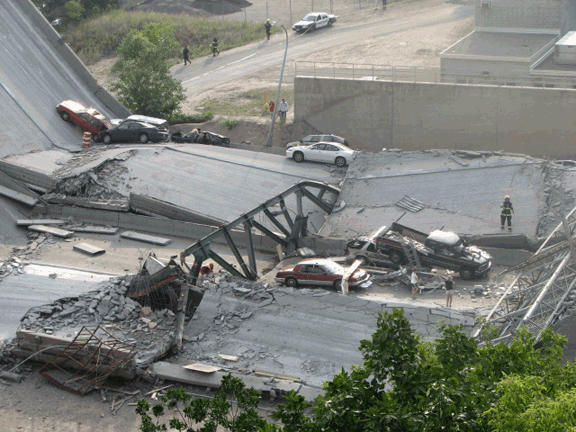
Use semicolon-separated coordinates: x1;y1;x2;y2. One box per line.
442;31;557;59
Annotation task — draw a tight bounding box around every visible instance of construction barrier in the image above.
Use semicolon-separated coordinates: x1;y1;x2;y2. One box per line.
82;131;91;149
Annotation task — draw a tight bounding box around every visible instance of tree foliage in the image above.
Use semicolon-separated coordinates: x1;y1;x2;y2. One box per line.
112;22;185;118
138;309;576;431
33;0;118;25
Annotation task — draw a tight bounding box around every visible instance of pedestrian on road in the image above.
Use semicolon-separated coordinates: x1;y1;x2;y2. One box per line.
269;100;275;119
183;45;190;65
410;268;419;300
445;275;454;307
265;19;272;40
191;127;201;143
279;98;289;120
500;195;514;231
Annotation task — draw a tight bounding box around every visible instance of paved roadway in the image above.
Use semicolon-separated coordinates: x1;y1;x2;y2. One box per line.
172;3;474;100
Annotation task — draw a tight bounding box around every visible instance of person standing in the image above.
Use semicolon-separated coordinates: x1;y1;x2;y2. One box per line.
279;98;289;120
183;45;190;65
382;0;387;10
445;275;454;307
269;100;275;119
265;19;272;40
410;268;419;300
500;195;514;231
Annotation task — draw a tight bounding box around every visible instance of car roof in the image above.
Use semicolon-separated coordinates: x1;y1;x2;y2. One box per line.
59;100;87;113
297;258;341;266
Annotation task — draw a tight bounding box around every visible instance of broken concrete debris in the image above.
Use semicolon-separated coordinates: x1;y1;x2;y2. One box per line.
28;224;74;238
120;231;172;246
73;242;105;256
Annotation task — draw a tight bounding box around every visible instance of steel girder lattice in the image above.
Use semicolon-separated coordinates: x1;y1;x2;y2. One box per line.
477;207;576;345
180;181;340;282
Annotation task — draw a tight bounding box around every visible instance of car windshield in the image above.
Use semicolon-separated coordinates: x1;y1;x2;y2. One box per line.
303;14;316;21
320;261;343;273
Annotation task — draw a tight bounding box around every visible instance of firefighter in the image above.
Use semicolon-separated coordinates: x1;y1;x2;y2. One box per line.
500;195;514;230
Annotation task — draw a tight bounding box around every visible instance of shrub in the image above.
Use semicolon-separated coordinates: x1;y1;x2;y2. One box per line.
168;111;214;125
221;118;239;130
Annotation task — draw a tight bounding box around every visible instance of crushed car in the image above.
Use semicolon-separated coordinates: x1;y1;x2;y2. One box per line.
171;131;230;147
275;258;370;290
347;222;492;280
56;100;113;136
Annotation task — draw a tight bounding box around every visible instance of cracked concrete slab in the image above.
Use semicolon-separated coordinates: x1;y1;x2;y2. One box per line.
320;150;576;240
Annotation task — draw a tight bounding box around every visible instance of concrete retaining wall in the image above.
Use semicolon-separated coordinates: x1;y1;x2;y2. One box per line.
295;77;576;158
15;0;130;118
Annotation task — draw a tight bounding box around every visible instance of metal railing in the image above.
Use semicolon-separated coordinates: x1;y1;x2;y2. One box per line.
295;61;576;90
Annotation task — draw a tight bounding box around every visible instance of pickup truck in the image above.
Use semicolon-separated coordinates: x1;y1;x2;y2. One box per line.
346;222;491;280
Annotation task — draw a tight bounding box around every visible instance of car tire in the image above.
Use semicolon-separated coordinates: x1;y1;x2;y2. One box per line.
102;134;112;144
139;133;149;144
328;20;333;27
311;24;316;32
333;279;343;290
60;111;70;121
224;138;230;146
285;277;298;287
389;250;404;264
460;267;475;280
335;156;347;167
293;151;304;163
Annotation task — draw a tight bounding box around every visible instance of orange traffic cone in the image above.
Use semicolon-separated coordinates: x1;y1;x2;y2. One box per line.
82;131;92;149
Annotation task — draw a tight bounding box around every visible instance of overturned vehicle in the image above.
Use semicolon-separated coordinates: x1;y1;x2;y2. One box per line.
171;131;230;146
346;222;492;280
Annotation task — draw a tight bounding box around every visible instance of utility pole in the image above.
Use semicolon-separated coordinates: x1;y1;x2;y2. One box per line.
265;25;289;147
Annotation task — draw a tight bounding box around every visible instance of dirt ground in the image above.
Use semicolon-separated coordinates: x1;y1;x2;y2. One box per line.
88;0;474;147
1;1;478;430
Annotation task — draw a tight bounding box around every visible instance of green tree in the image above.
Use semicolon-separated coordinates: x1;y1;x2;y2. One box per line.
64;1;85;23
113;23;185;118
136;374;278;431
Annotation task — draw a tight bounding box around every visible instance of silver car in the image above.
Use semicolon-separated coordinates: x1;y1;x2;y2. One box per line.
286;142;355;167
286;134;348;149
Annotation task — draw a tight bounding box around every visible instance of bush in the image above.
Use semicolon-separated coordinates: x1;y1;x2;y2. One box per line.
221;118;239;130
168;111;214;125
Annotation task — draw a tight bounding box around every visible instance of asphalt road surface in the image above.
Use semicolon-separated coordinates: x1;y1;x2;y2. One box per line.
173;2;474;100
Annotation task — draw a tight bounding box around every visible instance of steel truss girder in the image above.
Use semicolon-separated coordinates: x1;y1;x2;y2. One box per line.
180;181;340;285
477;205;576;345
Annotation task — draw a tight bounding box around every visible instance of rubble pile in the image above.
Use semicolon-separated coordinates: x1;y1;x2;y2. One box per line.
18;277;177;365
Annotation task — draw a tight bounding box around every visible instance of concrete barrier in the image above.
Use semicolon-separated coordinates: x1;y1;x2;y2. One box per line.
295;77;576;158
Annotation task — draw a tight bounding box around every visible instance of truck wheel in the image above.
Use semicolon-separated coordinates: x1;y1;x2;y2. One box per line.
285;277;298;287
460;267;475;280
333;279;343;290
389;251;403;264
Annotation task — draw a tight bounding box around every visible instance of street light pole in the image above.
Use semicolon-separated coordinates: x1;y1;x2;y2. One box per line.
265;24;289;147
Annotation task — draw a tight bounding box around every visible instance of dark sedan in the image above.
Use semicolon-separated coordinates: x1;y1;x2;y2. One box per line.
97;121;169;144
171;131;230;147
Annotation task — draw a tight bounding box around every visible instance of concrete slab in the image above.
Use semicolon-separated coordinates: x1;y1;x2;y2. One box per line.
28;225;74;238
70;226;119;235
73;243;105;256
16;219;65;226
320;151;563;241
120;231;171;246
0;185;38;206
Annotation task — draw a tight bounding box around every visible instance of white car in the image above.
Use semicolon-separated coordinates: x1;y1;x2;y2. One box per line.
286;142;355;167
292;12;337;33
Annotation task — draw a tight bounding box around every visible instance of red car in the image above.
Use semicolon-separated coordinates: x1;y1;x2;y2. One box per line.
56;100;113;135
275;258;370;289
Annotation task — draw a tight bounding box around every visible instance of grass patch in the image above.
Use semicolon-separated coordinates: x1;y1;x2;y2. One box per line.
201;87;294;118
169;111;214;125
65;10;266;65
